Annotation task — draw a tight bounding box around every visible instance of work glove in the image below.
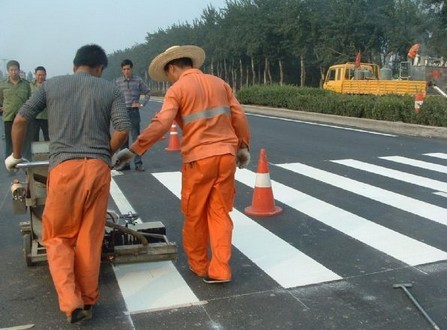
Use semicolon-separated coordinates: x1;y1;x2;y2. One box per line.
5;154;27;172
236;148;250;169
113;148;135;169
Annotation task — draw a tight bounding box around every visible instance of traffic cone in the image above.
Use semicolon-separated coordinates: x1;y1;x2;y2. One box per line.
244;149;283;216
414;93;424;113
165;123;181;151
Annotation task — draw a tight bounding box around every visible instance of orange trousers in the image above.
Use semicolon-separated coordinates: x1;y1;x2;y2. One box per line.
181;154;236;280
42;159;110;316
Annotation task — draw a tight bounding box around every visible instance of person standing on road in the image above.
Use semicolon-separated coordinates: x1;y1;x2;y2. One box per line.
31;66;49;141
5;44;131;324
115;59;151;172
115;45;251;284
0;60;33;160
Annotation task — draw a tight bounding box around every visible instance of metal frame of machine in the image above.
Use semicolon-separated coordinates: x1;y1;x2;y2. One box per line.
12;142;177;266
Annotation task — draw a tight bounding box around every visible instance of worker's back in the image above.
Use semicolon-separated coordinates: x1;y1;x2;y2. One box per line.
167;69;247;162
22;72;128;169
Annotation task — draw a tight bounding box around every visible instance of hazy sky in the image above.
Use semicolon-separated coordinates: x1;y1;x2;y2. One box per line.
0;0;228;77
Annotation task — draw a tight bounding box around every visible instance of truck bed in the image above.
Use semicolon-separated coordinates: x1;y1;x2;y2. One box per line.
339;79;426;96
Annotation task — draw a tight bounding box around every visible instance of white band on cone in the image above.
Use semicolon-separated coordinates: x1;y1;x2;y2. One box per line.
255;173;272;188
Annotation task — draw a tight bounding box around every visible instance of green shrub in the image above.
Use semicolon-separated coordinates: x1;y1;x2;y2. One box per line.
236;85;447;127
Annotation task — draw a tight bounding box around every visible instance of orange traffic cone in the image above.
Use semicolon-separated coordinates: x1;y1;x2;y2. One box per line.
245;149;283;216
414;93;424;113
165;123;181;151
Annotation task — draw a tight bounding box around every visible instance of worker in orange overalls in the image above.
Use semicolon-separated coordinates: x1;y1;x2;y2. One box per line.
408;43;421;65
6;45;131;323
115;45;251;284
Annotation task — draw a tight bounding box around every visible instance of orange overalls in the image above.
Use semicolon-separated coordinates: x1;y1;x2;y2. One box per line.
131;69;250;280
408;43;420;59
42;159;110;316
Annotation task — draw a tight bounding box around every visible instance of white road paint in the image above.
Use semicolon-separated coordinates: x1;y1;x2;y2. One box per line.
107;153;447;311
112;261;201;314
109;176;200;313
110;172;142;224
152;171;342;288
380;156;447;173
332;159;447;193
277;162;447;226
424;153;447;160
237;168;447;266
434;192;447;198
247;113;397;137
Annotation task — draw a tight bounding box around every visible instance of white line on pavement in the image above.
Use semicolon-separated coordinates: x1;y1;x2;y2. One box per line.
152;171;342;288
109;177;200;313
332;159;447;192
380;156;447;173
238;167;447;266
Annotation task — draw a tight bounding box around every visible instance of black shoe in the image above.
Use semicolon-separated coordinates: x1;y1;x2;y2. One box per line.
115;163;130;171
202;276;231;284
135;165;145;172
67;308;87;324
83;305;93;320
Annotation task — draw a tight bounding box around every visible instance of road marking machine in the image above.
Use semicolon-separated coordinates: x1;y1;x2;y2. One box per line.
11;142;177;266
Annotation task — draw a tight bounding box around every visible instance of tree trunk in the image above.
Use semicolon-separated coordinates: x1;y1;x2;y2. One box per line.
263;57;268;85
224;59;228;82
239;58;243;90
251;56;256;85
300;54;306;87
319;66;325;88
231;60;237;92
279;60;284;86
267;60;272;84
232;67;237;93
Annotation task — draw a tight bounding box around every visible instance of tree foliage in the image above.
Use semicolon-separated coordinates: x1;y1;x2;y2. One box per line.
102;0;446;89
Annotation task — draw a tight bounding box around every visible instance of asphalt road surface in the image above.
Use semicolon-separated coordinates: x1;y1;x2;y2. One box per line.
1;99;446;330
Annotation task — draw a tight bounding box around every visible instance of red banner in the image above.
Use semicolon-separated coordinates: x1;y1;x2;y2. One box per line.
355;51;361;68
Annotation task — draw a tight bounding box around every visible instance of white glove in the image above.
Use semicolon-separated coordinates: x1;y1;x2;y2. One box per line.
5;154;27;172
236;148;250;169
113;148;135;168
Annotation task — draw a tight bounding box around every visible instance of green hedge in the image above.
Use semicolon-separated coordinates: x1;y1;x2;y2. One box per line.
236;85;447;127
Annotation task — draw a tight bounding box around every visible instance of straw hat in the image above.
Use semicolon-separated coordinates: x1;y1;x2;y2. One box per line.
148;45;206;82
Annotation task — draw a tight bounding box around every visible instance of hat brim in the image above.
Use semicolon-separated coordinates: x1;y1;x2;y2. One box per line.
148;45;206;82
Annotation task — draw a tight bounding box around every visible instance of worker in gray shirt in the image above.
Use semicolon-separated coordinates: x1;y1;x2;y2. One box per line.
5;44;131;324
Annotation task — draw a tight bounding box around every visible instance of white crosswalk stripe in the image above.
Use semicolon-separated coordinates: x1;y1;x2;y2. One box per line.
380;155;447;173
424;152;447;160
276;162;447;225
236;168;447;266
152;172;342;288
109;176;200;314
331;159;447;192
109;151;447;313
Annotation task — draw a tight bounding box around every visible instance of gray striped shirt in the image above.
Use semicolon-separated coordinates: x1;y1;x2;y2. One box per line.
115;75;150;107
19;72;131;170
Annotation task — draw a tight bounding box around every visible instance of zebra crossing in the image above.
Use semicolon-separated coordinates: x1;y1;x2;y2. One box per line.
109;151;447;315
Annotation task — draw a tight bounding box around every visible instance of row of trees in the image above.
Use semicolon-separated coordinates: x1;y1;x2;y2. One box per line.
102;0;447;90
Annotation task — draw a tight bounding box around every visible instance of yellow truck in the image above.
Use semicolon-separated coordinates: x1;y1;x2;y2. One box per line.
323;62;427;96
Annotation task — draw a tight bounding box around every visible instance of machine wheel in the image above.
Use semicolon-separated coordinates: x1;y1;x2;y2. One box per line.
23;233;33;267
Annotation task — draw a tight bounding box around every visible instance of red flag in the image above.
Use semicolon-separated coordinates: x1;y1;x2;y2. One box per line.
355;51;361;68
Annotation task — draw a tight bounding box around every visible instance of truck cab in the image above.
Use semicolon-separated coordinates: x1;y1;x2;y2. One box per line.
323;62;379;93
